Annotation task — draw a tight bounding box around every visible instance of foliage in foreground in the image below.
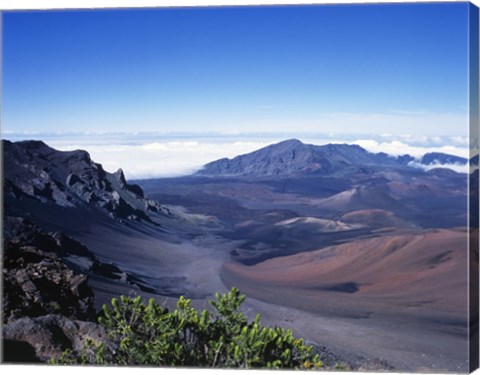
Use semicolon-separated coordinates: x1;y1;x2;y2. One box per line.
52;288;323;369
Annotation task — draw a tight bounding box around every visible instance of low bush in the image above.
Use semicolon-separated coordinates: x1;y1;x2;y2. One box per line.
53;287;323;369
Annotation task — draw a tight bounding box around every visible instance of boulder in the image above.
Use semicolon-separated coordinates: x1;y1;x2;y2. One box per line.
3;314;107;363
3;241;95;324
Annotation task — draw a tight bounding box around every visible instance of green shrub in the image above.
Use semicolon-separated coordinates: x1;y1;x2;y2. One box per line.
55;287;323;369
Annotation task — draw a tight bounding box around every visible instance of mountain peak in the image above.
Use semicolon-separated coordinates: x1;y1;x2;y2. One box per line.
275;138;304;147
196;139;329;177
17;139;48;148
195;139;407;178
421;152;468;166
114;168;127;187
258;138;311;157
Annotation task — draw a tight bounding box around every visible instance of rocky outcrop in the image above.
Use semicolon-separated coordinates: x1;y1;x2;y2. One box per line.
3;314;107;363
2;217;108;363
3;216;96;273
3;216;160;322
3;140;162;222
113;168;145;198
3;237;95;324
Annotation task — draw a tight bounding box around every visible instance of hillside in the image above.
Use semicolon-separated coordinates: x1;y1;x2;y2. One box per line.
196;138;467;178
2;138;473;371
3;140;162;222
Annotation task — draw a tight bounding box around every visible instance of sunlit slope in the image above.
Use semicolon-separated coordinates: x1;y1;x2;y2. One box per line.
223;229;468;317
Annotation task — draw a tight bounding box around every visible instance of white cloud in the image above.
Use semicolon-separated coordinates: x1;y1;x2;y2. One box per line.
353;138;469;159
408;161;469;174
449;135;469;146
50;138;273;179
8;132;470;179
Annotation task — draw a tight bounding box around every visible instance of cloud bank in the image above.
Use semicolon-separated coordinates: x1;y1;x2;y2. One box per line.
4;132;470;179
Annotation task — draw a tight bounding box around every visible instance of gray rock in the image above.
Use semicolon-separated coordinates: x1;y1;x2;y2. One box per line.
3;314;108;363
3;139;157;222
3;239;95;324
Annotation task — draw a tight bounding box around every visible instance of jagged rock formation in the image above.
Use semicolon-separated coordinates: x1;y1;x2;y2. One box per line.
3;216;158;311
4;216;97;271
2;217;97;324
3;140;162;221
1;217;123;363
3;241;95;323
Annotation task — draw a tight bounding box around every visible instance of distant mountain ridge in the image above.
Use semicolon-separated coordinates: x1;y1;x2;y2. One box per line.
420;152;468;166
195;139;467;178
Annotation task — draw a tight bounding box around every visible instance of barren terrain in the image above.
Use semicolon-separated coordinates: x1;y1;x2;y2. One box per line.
3;139;475;371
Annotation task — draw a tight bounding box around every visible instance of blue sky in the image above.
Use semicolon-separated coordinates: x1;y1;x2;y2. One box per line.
2;2;470;137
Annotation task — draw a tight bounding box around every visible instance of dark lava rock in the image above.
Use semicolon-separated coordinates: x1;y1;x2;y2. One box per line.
114;168;144;198
3;240;96;324
2;217;103;363
3;139;157;222
3;314;107;363
3;216;96;273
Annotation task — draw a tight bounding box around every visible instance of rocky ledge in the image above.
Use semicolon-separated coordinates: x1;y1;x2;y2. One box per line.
3;240;95;324
3;139;165;222
3;314;107;363
2;217;104;363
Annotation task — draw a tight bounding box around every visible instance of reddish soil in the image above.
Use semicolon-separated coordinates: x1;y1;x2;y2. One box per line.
223;229;468;317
